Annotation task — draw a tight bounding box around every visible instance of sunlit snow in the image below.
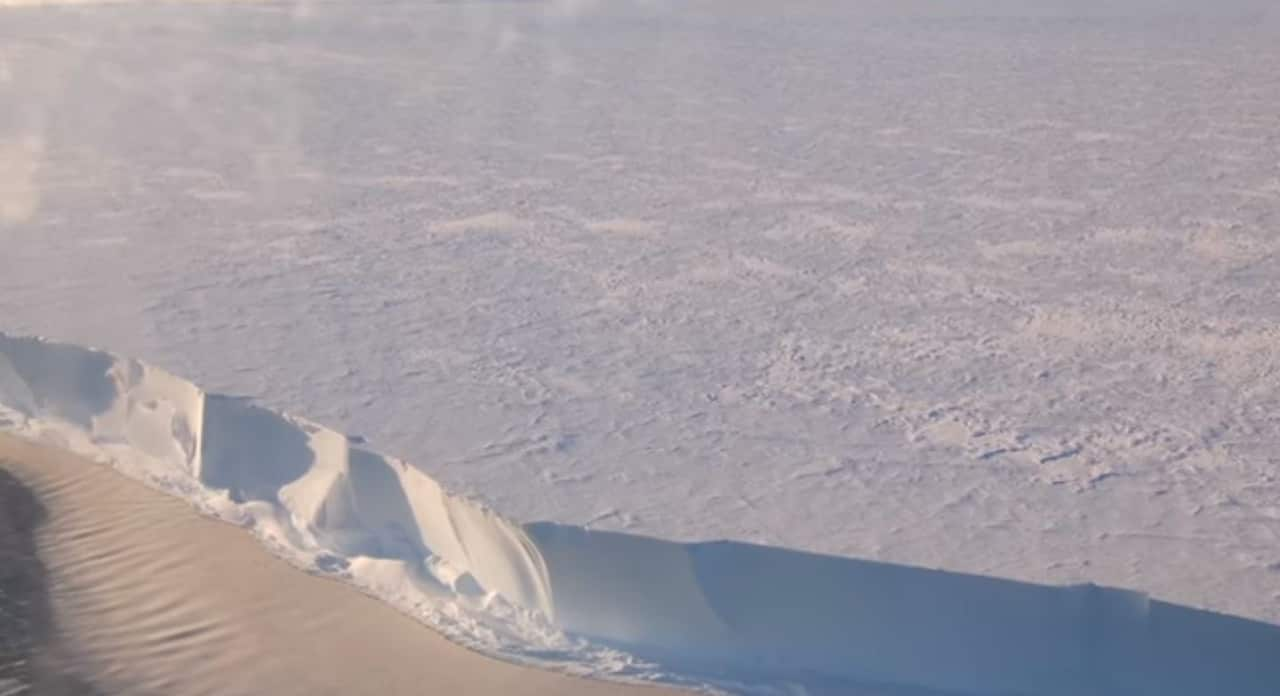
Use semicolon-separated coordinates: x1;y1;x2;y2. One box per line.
3;0;1279;655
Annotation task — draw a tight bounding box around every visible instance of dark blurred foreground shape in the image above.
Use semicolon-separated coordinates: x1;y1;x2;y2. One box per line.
1;468;101;696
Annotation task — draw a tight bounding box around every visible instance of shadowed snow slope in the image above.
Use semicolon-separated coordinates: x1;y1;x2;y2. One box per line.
1;332;1277;695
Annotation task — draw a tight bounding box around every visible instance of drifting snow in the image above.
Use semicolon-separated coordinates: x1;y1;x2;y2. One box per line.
4;2;1279;632
3;333;1278;695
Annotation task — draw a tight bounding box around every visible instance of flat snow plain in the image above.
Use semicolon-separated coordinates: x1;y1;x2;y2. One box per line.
2;0;1279;645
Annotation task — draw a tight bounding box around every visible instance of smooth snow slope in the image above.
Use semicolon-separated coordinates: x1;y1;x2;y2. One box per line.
2;0;1280;649
3;333;1280;695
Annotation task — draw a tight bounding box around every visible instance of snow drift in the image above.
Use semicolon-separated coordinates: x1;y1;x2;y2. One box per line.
1;332;1277;695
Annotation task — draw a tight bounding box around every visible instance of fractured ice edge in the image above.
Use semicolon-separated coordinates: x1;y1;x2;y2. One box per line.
1;332;1277;696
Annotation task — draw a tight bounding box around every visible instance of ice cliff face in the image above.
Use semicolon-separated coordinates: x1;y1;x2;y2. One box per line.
3;332;1278;695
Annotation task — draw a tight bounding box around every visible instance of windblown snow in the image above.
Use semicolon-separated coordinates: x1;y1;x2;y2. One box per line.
3;0;1280;692
3;333;1279;695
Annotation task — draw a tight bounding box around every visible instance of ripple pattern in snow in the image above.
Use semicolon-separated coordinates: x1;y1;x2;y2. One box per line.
2;332;1278;694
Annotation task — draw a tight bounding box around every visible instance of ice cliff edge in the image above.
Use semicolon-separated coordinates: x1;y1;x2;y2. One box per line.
2;332;1276;695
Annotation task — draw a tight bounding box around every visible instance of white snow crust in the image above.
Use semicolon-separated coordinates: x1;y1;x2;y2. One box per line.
3;0;1280;691
2;3;1278;629
3;332;1280;695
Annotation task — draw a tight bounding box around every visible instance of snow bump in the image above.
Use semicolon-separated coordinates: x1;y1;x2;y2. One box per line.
1;332;1277;695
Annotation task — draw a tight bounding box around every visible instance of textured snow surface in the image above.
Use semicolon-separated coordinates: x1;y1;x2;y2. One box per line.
4;333;1280;695
2;0;1280;642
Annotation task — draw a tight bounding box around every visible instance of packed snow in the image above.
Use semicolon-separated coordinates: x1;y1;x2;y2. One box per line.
2;0;1280;682
4;333;1280;694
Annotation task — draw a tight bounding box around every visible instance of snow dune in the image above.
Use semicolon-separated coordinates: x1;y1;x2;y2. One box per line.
0;433;676;696
1;332;1277;694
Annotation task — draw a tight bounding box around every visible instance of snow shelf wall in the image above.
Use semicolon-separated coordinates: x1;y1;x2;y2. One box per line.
2;332;1277;695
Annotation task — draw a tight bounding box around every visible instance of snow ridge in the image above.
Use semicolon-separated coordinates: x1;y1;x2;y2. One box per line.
1;332;1277;695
